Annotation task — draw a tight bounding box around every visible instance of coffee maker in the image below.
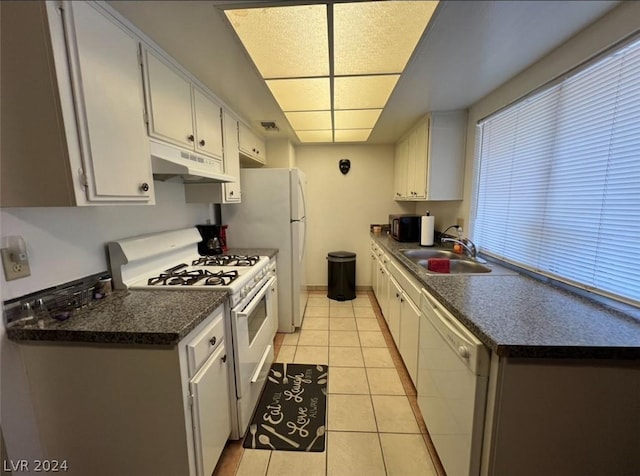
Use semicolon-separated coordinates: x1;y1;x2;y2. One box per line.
196;224;227;256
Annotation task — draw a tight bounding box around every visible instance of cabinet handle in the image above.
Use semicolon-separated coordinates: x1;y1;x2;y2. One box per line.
221;354;227;363
199;139;206;146
140;182;149;192
209;336;217;346
188;134;195;142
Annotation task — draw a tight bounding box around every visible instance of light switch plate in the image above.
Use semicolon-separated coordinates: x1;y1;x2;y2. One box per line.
456;217;465;230
1;248;31;281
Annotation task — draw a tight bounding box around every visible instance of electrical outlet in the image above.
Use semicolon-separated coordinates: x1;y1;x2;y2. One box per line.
1;248;31;281
456;217;465;230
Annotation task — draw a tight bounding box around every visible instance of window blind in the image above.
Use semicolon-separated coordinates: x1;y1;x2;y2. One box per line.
473;36;640;306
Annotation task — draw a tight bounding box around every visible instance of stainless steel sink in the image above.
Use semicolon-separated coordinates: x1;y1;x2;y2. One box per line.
401;249;462;260
416;259;492;274
400;248;492;274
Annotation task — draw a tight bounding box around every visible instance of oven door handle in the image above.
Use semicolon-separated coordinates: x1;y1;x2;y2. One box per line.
236;276;276;319
251;344;272;383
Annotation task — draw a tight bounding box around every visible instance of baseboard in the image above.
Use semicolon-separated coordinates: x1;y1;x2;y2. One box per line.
306;285;372;292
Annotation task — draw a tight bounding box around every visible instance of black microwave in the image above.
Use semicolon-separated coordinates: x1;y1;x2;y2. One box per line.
389;214;421;242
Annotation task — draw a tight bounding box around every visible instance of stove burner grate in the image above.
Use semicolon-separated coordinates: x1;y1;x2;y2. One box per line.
147;266;239;286
192;255;260;267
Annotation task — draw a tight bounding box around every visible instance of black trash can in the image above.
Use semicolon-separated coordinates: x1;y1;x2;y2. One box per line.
327;251;356;301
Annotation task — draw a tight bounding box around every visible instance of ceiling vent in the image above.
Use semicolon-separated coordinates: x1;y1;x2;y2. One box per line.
260;121;280;132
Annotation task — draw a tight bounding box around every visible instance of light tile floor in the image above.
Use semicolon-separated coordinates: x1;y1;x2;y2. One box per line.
213;291;444;476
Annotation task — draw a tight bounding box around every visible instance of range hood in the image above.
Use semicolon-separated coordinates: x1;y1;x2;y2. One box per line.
149;139;235;183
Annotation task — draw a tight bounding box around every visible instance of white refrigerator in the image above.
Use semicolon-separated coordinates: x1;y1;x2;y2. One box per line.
221;168;308;332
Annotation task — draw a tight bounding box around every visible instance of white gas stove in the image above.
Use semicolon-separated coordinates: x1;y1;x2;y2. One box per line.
108;228;272;307
108;227;278;440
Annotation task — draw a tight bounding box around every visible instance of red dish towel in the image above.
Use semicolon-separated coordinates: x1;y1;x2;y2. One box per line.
427;258;450;273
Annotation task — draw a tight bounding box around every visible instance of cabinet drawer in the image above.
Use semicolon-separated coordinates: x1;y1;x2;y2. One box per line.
187;308;225;377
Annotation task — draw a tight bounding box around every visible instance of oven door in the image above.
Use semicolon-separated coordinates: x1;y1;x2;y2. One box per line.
231;276;277;399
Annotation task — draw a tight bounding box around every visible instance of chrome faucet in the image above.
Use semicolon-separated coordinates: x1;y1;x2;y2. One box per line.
440;226;486;263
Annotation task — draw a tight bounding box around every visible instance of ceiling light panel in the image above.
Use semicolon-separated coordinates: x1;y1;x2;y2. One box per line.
334;75;399;110
225;5;329;78
334;109;382;130
334;129;372;142
285;111;332;130
333;1;438;76
266;78;330;111
297;130;334;143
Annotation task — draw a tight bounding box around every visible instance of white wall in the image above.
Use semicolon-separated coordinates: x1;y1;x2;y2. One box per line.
0;180;209;464
460;1;640;237
296;145;413;287
266;139;296;169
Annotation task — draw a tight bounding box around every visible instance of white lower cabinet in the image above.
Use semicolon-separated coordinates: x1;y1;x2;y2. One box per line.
398;293;420;385
388;277;402;344
189;342;230;476
371;239;421;387
18;305;231;476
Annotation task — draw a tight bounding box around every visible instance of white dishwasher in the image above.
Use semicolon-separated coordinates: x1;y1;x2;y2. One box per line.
418;289;490;476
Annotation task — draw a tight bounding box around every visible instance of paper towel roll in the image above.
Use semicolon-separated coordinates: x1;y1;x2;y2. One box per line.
420;215;435;246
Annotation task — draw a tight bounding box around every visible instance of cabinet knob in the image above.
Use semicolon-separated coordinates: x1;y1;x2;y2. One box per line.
221;354;227;363
230;191;234;196
140;182;149;192
199;139;206;146
209;336;217;346
188;134;195;142
252;148;256;153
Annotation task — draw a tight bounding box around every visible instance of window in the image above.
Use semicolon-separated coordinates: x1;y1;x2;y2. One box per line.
473;36;640;306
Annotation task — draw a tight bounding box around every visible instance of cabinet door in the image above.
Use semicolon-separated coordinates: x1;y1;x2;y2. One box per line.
193;88;223;159
388;277;402;346
254;135;266;164
413;120;428;199
144;49;194;149
394;139;408;200
370;251;378;297
222;111;241;202
406;130;418;197
190;343;231;476
400;296;420;385
67;2;153;202
238;122;254;156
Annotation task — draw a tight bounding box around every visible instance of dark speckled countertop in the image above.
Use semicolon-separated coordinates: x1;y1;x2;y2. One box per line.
7;289;228;346
6;248;278;346
372;233;640;359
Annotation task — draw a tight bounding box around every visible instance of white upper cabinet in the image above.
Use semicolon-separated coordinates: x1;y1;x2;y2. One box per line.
144;51;194;149
184;110;242;204
0;1;154;206
222;111;241;202
238;122;266;166
143;49;223;161
193;88;224;159
394;111;466;201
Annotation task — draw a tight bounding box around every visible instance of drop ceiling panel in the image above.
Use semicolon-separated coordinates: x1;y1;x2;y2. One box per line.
334;109;382;129
297;130;333;143
285;111;332;130
335;129;372;142
224;5;329;79
266;78;331;111
333;1;438;75
334;75;400;110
